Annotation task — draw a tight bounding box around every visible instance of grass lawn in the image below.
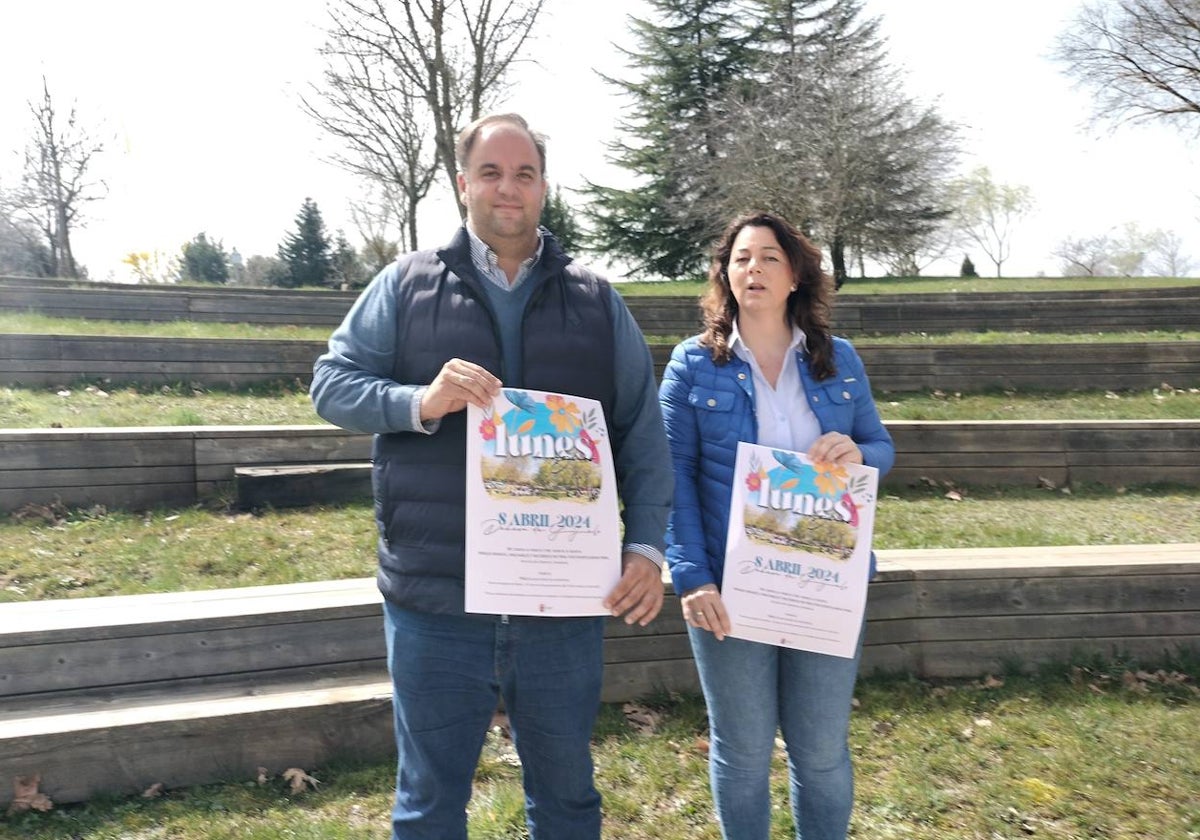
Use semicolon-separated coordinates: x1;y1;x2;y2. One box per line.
0;312;332;342
3;485;1199;603
2;671;1197;839
2;382;1197;428
613;275;1200;296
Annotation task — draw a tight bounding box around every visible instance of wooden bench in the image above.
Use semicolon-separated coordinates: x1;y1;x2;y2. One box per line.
5;333;1199;392
4;421;1198;515
5;277;1199;335
1;543;1196;806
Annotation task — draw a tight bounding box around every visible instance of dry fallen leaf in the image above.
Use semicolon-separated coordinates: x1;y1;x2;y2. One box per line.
981;674;1005;690
622;702;664;735
141;782;165;799
282;767;320;794
8;774;53;815
256;766;270;785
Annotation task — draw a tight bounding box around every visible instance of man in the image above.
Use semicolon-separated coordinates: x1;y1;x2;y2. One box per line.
310;113;672;839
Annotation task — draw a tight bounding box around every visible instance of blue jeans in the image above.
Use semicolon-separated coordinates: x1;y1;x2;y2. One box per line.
382;602;606;840
688;626;862;840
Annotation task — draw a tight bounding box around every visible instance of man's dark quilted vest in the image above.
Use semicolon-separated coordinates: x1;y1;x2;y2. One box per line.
372;228;616;615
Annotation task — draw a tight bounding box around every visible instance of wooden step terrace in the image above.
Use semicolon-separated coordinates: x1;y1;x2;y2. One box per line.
1;543;1196;807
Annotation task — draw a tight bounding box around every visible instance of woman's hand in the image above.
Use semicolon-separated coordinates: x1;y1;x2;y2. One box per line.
681;584;731;640
807;432;863;466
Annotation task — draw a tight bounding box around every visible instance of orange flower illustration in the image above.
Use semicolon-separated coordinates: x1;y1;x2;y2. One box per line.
546;394;583;433
745;468;766;491
812;462;849;496
479;413;497;441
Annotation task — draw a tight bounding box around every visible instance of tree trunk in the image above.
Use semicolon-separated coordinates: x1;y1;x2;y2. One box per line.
831;234;848;289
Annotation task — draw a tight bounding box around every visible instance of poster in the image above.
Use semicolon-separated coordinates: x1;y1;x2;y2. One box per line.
721;442;878;658
464;388;621;616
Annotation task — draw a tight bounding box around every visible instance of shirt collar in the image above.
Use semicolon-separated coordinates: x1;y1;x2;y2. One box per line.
730;320;808;360
465;224;545;287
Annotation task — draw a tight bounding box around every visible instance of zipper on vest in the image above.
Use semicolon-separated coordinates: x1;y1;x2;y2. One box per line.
501;614;510;624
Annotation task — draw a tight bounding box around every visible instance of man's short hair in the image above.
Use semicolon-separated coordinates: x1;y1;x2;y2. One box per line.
455;113;547;176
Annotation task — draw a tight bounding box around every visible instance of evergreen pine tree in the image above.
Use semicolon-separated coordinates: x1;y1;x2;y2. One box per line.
276;197;333;288
539;185;583;256
330;230;367;289
582;0;753;280
180;232;230;284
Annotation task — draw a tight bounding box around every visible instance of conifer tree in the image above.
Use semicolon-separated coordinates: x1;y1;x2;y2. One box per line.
539;184;582;256
180;232;229;284
582;0;753;280
276;197;333;288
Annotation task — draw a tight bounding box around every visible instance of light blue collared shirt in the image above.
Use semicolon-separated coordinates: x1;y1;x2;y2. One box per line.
730;320;822;453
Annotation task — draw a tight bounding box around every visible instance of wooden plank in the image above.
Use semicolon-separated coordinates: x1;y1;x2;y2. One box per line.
0;482;198;513
913;572;1200;617
0;578;381;639
600;658;699;703
900;610;1199;643
603;633;692;665
911;635;1197;679
236;463;372;509
877;543;1200;573
1;616;386;697
0;431;195;470
0;678;395;806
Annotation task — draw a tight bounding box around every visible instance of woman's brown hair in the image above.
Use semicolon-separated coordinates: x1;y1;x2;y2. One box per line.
698;212;836;380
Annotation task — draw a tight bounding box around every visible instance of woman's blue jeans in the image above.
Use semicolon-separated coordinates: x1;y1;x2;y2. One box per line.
688;625;862;840
383;601;606;840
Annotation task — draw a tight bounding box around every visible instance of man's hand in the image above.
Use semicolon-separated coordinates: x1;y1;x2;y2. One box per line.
603;552;664;626
420;358;502;422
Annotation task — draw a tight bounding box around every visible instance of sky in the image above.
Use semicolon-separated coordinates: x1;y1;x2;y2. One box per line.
1;0;1197;281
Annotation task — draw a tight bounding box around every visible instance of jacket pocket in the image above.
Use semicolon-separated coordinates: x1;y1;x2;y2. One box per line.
688;386;735;412
813;377;863;428
688;385;739;442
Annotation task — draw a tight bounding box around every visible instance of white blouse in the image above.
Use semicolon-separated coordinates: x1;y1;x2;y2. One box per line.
729;320;823;453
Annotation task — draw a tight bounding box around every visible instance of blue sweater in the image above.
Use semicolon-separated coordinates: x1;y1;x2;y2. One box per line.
658;334;895;596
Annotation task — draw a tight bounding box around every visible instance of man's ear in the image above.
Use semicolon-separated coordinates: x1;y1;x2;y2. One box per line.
456;172;467;205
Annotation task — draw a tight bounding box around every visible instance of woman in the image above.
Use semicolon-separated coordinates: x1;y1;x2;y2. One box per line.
658;211;895;840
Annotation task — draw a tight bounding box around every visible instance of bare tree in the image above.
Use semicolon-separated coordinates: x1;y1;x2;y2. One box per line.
308;0;545;226
303;9;438;248
350;183;404;273
8;78;107;278
0;207;52;276
1053;233;1117;276
948;167;1034;278
1145;228;1196;275
1055;0;1200;132
699;44;957;286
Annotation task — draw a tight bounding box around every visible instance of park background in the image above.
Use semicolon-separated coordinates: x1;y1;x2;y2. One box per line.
1;1;1198;837
1;0;1198;282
